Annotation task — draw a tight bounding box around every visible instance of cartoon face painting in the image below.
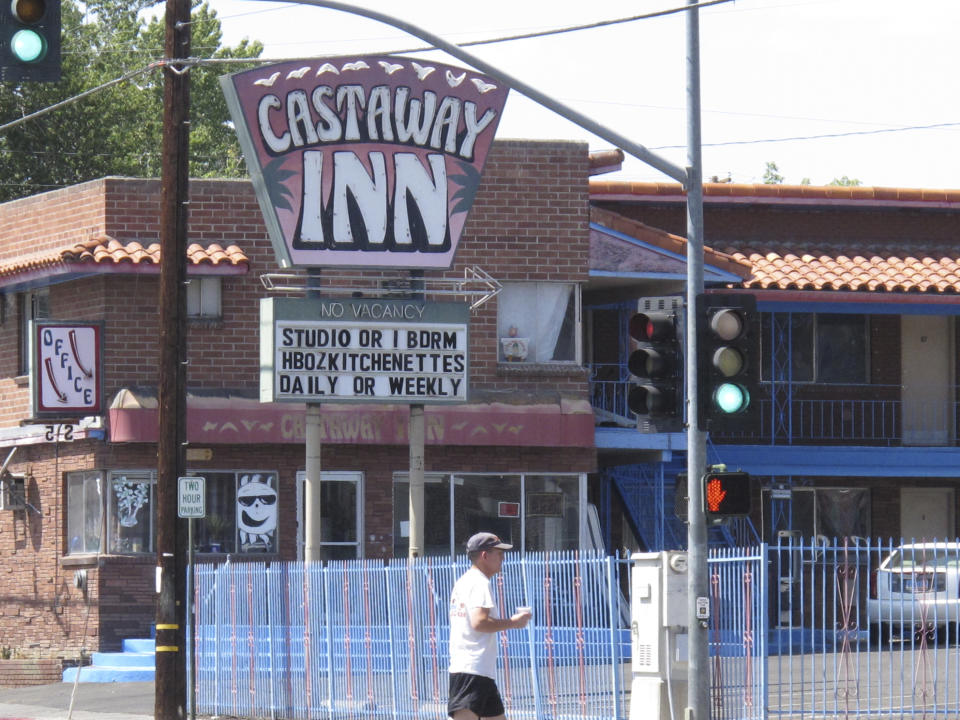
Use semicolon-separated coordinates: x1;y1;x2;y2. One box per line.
237;474;278;551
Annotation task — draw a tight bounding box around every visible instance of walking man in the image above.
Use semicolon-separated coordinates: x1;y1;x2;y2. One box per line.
448;532;531;720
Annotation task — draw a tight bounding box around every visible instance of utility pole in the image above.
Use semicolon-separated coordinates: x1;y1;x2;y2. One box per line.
155;0;190;713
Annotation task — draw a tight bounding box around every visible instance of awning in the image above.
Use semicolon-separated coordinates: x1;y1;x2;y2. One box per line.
107;389;595;448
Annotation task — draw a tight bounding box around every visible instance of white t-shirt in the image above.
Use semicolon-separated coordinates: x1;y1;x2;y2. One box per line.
448;566;499;679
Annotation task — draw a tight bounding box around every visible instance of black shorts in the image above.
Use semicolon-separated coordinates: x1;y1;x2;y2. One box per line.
448;672;505;718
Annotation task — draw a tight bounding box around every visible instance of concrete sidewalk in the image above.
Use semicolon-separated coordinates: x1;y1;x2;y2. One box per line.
0;682;156;720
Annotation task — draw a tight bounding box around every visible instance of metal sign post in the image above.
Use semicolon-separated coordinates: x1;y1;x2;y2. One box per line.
177;476;205;720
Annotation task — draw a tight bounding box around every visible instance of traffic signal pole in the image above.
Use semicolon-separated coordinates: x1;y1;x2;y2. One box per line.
684;3;709;720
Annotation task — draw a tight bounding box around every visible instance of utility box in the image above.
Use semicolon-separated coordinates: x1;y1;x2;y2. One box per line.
629;551;689;720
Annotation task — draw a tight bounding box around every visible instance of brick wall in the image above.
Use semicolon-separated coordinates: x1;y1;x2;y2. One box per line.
0;658;66;687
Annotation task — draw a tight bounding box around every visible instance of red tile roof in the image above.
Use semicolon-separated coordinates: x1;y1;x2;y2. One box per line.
591;181;960;293
590;180;960;207
0;235;249;284
725;244;960;293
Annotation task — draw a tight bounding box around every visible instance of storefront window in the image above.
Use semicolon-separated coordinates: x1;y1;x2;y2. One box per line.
108;472;154;554
524;475;580;552
66;469;279;556
66;471;103;555
198;471;279;554
393;474;450;557
393;472;583;557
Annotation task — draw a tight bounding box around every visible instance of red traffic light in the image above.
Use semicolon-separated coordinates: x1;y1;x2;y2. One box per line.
702;470;751;518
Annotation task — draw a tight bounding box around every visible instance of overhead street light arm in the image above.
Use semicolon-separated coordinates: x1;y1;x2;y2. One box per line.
249;0;689;185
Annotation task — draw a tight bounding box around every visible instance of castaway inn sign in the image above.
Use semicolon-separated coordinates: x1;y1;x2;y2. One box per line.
221;56;509;269
261;297;468;404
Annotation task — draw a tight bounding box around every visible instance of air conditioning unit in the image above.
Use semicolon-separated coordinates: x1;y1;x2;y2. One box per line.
0;474;25;511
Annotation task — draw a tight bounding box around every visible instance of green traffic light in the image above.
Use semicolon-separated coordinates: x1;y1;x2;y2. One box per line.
10;28;45;62
714;382;749;414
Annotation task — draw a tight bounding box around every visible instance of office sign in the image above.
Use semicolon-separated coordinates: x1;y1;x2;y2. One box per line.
261;297;469;404
221;56;509;270
32;322;103;417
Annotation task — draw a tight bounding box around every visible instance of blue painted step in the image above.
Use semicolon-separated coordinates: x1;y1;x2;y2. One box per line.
63;638;156;683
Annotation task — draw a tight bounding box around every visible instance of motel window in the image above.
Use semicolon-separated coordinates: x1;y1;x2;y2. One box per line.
497;282;580;363
19;287;49;376
761;313;868;384
392;472;585;557
187;276;221;319
66;471;104;555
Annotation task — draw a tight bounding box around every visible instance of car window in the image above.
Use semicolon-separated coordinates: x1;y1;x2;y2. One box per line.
885;547;960;569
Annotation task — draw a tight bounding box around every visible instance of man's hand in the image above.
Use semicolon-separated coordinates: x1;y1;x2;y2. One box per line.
468;606;531;633
509;608;532;629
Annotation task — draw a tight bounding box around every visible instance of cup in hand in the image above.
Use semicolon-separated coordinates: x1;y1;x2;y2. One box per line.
516;606;532;616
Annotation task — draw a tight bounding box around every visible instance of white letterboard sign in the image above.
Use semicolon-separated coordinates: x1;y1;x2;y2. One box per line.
261;297;469;404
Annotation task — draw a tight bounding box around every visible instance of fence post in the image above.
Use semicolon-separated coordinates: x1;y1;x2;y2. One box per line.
520;552;544;719
605;553;622;720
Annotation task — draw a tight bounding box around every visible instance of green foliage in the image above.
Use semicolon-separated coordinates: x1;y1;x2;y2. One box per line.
762;161;783;185
0;0;263;202
828;175;862;187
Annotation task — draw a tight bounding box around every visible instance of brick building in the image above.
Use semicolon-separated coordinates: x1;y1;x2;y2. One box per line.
0;139;598;662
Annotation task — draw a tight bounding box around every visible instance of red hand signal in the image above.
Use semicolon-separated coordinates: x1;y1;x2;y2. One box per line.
705;476;727;513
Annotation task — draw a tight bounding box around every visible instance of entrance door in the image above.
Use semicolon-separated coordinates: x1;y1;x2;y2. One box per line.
296;471;363;560
901;315;953;445
900;488;954;541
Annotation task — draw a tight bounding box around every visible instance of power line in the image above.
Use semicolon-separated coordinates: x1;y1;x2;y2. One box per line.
651;121;960;151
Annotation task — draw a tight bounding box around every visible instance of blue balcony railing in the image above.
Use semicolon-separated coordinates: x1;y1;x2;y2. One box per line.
588;365;958;446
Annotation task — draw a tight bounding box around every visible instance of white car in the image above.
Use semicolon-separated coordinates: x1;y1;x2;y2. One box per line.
867;542;960;644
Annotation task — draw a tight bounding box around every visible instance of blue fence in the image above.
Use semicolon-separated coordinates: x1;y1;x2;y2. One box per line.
192;551;632;720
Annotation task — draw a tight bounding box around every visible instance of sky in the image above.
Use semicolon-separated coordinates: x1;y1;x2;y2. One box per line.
199;0;960;189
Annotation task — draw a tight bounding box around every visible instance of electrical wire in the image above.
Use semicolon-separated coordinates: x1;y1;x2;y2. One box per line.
651;121;960;151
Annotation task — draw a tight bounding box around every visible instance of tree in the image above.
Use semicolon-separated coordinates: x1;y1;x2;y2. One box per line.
828;175;862;187
762;161;783;185
0;0;263;202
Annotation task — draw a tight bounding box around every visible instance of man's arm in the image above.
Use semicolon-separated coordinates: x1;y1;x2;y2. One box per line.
468;606;531;633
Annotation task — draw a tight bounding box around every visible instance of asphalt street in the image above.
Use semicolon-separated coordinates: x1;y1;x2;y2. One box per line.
0;681;156;720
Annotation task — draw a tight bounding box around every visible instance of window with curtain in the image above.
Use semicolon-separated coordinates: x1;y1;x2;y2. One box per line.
66;471;103;555
497;282;578;363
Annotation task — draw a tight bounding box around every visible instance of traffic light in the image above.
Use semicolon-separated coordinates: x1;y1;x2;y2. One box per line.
0;0;61;83
702;470;752;519
696;293;759;432
627;299;683;428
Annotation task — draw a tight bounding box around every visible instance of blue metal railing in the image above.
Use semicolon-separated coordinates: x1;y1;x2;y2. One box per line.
589;367;959;446
192;552;632;720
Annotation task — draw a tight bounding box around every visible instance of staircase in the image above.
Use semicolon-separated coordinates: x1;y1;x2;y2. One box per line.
62;638;155;683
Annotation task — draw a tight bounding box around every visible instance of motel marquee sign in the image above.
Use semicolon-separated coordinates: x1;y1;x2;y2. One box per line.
261;297;469;404
221;56;509;270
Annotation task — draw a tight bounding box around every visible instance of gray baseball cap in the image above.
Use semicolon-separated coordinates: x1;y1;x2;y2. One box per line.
466;532;513;553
